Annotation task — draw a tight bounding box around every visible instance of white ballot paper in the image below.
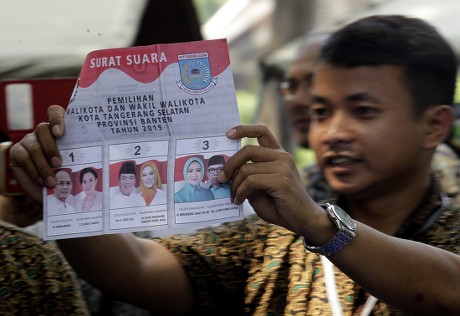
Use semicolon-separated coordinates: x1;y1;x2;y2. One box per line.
43;39;244;240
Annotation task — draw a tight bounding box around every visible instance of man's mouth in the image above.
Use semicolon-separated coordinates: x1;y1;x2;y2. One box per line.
326;156;356;166
322;153;363;172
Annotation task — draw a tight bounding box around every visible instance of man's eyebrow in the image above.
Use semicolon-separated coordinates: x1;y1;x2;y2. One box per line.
310;95;327;104
310;92;379;104
346;92;379;103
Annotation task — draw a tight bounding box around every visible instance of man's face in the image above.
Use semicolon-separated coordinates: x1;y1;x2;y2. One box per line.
309;64;427;198
119;173;136;196
54;170;72;202
281;41;324;148
207;163;223;187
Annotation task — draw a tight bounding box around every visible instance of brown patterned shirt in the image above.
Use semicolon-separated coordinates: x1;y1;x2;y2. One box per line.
156;182;460;315
0;221;89;315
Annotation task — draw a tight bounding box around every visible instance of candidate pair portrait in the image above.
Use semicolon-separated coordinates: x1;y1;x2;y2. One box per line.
174;154;231;203
111;160;166;208
47;167;102;216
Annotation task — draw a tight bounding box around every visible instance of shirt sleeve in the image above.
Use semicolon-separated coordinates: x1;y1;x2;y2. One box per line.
154;215;269;314
0;221;89;315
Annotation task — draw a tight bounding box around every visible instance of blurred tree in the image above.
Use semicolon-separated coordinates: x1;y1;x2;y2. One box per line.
132;0;203;45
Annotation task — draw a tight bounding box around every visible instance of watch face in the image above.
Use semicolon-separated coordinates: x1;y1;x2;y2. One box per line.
304;203;357;256
326;204;356;230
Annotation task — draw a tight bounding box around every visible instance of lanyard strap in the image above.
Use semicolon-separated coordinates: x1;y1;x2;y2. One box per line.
321;256;378;316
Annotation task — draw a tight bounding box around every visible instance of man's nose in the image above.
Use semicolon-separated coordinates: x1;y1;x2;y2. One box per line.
323;111;354;145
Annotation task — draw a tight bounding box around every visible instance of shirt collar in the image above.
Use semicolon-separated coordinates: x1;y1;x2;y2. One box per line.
328;175;445;239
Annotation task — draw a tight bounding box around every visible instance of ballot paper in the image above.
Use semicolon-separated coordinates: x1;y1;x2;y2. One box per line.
43;39;243;240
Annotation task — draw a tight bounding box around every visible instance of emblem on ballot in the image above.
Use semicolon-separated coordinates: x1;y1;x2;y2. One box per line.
177;52;217;95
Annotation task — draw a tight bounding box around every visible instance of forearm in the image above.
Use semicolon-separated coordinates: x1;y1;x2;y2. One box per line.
331;223;460;315
57;234;195;314
58;234;144;290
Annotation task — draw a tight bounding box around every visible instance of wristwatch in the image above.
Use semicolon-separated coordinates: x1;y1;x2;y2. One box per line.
301;203;357;257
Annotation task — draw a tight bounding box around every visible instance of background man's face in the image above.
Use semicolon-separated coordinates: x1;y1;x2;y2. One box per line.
207;163;223;187
54;170;72;202
281;36;327;148
119;173;136;196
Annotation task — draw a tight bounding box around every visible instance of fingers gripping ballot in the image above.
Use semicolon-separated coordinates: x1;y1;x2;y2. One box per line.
9;105;66;202
47;105;66;137
227;124;283;150
220;125;314;233
219;125;285;201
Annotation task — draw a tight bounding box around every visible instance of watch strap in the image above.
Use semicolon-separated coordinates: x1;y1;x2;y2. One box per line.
301;203;356;257
302;230;355;257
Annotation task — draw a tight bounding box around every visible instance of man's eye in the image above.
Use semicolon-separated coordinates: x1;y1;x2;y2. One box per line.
310;107;331;120
354;106;378;117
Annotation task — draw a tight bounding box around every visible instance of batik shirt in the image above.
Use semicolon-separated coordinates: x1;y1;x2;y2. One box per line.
156;181;460;315
0;221;89;315
431;143;460;204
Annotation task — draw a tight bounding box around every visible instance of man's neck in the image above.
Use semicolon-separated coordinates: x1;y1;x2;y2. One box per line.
344;176;431;235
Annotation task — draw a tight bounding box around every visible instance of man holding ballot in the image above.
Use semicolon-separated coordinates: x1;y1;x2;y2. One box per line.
9;15;460;315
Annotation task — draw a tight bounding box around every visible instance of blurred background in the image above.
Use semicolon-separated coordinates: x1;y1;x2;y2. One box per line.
2;0;460;167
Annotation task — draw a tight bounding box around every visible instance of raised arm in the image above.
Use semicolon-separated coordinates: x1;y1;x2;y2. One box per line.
9;105;195;315
220;124;460;315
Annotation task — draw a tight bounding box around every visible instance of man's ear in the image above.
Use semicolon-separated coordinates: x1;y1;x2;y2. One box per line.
422;105;454;149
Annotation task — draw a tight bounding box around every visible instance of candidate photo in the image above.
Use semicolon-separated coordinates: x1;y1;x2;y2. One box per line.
139;160;167;206
174;156;214;203
47;168;76;216
110;160;145;208
74;167;103;212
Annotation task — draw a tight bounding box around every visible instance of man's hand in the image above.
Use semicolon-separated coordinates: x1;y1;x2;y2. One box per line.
219;124;323;236
9;105;66;202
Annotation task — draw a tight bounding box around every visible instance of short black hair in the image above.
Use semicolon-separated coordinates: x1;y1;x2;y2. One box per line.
208;155;225;167
119;161;136;178
79;167;98;184
319;15;458;116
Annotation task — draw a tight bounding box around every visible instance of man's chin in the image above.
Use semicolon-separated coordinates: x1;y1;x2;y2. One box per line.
326;176;359;195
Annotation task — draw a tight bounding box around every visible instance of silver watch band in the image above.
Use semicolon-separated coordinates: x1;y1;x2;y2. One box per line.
301;230;355;257
301;203;357;257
